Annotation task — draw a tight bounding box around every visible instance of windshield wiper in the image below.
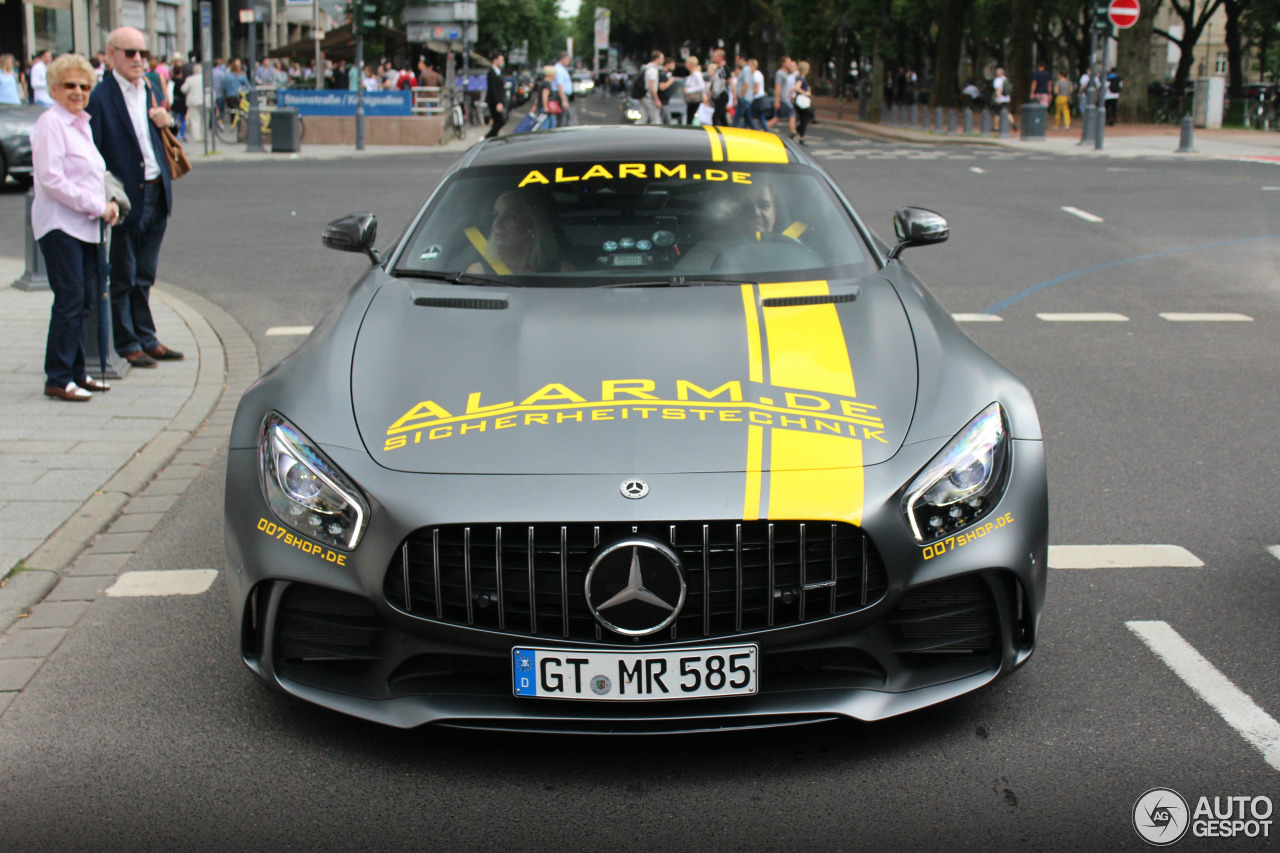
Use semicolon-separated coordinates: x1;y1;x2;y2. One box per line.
392;269;513;287
604;276;754;288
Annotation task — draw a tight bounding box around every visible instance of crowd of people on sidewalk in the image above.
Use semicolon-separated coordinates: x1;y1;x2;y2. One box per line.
24;28;185;403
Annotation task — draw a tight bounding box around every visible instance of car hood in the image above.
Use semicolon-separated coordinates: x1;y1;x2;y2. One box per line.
353;275;918;476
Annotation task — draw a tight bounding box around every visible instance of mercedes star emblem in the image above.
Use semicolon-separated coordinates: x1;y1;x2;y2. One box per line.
620;479;649;499
584;537;686;636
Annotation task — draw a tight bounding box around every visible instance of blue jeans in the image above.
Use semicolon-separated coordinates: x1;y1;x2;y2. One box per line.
38;229;99;387
110;182;167;356
733;98;755;128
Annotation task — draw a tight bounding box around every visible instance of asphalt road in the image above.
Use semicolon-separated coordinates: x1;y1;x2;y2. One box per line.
1;97;1277;851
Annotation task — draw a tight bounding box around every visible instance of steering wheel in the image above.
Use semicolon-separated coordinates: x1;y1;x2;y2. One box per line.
710;230;824;272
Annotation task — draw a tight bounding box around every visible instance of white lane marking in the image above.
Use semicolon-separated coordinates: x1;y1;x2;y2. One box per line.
105;570;219;597
952;313;1003;322
1261;187;1280;191
970;167;985;174
1127;621;1280;772
1270;545;1280;563
1061;206;1104;223
265;326;314;336
1049;545;1203;569
1159;313;1253;322
1036;312;1129;322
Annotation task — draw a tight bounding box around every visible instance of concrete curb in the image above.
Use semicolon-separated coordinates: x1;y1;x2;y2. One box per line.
0;283;230;632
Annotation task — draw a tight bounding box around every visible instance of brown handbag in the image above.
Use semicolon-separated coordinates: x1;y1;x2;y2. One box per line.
148;84;191;179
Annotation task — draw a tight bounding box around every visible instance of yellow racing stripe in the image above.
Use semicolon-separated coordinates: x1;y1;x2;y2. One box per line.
760;281;857;398
703;125;724;161
743;425;764;521
718;126;790;163
741;284;763;384
767;431;864;525
749;280;864;525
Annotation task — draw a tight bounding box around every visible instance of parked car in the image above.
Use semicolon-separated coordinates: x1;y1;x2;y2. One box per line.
0;104;40;188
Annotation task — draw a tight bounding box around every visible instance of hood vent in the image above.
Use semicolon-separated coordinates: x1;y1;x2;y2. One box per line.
761;290;858;308
413;297;509;310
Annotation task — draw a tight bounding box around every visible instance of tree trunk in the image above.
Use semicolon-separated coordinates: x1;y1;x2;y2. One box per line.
1223;0;1243;98
867;0;892;122
1009;0;1034;112
931;0;973;107
1168;0;1226;92
1117;0;1160;121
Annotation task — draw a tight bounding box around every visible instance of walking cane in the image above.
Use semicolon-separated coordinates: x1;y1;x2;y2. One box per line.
96;220;111;384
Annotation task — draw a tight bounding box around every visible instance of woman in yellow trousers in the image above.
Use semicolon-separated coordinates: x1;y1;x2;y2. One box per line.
1053;71;1072;129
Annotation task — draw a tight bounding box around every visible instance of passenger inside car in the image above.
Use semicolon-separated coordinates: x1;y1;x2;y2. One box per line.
466;190;569;275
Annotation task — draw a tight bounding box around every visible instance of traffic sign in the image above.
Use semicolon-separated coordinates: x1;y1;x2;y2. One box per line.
1108;0;1139;29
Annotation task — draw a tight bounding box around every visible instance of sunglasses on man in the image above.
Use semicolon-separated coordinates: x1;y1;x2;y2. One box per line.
112;47;150;60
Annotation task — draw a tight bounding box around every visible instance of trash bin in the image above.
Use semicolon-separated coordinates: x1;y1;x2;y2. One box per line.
271;107;301;152
1020;103;1047;140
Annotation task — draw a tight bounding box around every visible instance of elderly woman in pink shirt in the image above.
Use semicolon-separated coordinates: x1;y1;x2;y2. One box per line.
31;53;120;401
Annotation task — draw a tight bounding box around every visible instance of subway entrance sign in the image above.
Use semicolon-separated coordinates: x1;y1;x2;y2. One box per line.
1108;0;1140;29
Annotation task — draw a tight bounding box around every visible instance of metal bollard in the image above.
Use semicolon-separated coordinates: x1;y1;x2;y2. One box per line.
947;107;957;135
998;105;1011;137
981;108;991;134
12;190;49;291
1079;105;1093;144
880;102;889;125
1095;105;1105;149
858;95;867;122
936;106;944;133
1175;115;1194;153
910;103;918;128
964;106;974;134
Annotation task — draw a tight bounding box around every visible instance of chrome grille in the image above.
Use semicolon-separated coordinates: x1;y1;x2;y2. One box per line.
384;521;886;644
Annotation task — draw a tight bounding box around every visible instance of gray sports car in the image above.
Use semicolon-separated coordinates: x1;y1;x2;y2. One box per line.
224;125;1048;732
0;104;40;188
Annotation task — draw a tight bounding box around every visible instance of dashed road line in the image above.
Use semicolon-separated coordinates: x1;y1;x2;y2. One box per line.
266;326;314;336
1061;206;1104;223
1036;312;1129;322
1159;313;1253;322
1270;545;1280;563
970;167;986;174
1127;620;1280;772
1049;545;1203;569
104;570;219;597
952;313;1002;322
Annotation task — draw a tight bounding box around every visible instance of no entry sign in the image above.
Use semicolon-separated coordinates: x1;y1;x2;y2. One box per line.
1108;0;1140;29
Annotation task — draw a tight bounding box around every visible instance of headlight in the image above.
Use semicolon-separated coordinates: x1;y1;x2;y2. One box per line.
624;108;642;121
901;403;1009;542
258;412;368;550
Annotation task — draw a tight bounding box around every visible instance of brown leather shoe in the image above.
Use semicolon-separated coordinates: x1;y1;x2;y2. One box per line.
78;376;111;392
125;350;158;367
45;382;92;402
145;344;184;360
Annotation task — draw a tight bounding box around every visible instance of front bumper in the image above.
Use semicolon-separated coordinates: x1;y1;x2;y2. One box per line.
224;439;1048;732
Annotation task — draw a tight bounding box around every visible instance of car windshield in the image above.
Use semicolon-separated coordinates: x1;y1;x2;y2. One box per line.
393;162;877;285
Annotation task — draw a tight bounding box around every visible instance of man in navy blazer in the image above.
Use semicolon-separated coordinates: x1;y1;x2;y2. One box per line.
86;26;183;367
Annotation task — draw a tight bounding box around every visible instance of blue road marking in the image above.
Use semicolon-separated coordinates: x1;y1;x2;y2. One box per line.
982;235;1280;316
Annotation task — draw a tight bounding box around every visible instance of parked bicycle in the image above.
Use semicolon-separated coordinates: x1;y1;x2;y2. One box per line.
438;86;467;144
217;90;305;145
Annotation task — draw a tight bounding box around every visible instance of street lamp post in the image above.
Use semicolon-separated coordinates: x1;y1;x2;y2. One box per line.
246;7;264;152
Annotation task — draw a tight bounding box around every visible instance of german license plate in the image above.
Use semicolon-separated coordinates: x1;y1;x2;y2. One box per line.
512;645;758;701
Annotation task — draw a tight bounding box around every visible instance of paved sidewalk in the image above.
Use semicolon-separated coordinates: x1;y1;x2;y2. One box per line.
817;115;1280;160
0;256;221;627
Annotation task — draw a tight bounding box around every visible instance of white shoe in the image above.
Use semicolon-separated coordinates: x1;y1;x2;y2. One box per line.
44;381;92;402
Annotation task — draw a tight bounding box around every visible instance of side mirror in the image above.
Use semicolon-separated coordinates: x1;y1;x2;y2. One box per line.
888;207;949;260
323;212;382;264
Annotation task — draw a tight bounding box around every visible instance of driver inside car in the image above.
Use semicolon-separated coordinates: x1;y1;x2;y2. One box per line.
675;181;780;272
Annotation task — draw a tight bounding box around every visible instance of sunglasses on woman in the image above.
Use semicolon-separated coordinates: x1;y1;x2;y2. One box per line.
62;82;93;91
113;47;150;60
